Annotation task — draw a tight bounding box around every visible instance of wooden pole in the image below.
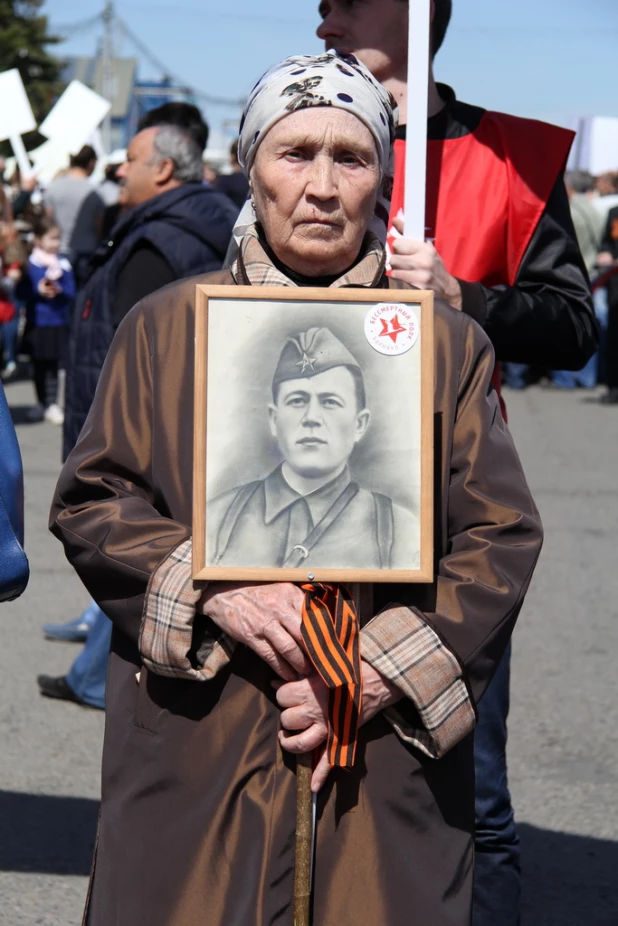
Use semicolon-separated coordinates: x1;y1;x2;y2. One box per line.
294;753;314;926
404;0;431;240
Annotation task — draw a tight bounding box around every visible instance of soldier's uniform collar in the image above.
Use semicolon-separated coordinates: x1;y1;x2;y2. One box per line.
263;464;352;525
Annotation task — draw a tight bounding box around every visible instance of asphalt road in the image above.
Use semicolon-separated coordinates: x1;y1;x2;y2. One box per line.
0;375;617;925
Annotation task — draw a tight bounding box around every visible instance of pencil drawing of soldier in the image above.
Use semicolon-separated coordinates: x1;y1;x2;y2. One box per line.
207;326;418;570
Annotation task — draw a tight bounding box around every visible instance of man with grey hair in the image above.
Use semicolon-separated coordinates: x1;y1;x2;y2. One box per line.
37;114;237;709
63;120;237;457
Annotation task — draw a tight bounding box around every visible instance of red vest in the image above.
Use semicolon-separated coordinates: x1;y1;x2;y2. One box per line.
388;111;574;414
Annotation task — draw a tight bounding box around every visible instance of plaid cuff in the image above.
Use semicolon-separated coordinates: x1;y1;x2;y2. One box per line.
361;604;475;759
140;539;236;680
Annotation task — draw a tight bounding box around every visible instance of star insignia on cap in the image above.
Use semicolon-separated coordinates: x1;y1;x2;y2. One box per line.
297;352;316;374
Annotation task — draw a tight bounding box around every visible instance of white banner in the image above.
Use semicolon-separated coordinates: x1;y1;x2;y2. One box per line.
0;69;37;141
404;0;431;241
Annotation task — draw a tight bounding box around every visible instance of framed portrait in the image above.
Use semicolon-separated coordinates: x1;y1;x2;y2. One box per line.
193;285;434;584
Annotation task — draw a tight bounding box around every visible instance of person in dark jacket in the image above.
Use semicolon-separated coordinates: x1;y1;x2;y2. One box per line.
315;3;596;925
64;121;238;458
38;114;237;706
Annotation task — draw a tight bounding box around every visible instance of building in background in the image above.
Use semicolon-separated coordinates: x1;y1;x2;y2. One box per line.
63;56;198;151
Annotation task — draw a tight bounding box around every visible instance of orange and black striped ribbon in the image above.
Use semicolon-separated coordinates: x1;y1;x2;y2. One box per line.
300;583;362;768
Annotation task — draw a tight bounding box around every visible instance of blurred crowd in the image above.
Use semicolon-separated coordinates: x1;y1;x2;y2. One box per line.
0;114;248;425
503;168;618;400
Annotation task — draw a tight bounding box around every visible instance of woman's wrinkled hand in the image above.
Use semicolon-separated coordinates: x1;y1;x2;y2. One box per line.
275;673;329;750
275;660;402;793
197;582;311;681
389;212;463;310
274;674;331;792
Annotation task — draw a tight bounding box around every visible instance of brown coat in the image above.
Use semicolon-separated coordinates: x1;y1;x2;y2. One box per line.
50;270;542;926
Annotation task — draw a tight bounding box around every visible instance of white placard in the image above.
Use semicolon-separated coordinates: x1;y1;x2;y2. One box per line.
39;80;111;155
566;116;618;176
404;0;431;241
0;69;37;141
589;118;618;175
9;134;33;177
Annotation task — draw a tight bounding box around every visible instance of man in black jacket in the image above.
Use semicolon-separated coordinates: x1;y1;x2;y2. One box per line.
63;120;237;457
39;105;237;703
316;3;597;925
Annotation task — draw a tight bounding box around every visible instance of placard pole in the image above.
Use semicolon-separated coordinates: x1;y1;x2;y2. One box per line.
9;134;33;179
404;0;431;241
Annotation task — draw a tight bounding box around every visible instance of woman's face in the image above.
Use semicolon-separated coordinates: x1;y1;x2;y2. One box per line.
251;108;381;277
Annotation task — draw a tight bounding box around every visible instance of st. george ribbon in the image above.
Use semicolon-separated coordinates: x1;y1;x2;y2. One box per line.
300;583;363;768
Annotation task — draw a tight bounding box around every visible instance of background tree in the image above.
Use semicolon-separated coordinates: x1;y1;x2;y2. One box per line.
0;0;63;155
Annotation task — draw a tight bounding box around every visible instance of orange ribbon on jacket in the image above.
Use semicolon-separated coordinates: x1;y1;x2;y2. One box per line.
300;583;362;768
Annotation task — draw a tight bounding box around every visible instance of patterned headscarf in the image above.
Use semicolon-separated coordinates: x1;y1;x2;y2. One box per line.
238;51;398;178
227;52;398;260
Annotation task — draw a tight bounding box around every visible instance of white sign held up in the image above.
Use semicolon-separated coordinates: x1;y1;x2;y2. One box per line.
39;80;111;155
0;69;37;177
404;0;431;241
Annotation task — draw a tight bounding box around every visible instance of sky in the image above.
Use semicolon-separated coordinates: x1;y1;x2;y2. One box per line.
43;0;618;148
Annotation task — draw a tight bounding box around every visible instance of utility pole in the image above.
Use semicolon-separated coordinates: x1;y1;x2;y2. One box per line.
101;0;114;153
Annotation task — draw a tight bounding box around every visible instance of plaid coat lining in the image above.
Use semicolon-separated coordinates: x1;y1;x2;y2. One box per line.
140;539;236;681
361;607;476;758
140;540;475;758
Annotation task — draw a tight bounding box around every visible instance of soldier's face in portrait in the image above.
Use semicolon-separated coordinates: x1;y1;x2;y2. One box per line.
269;366;370;479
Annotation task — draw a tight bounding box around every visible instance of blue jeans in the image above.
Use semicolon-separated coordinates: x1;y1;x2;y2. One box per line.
552;348;598;388
66;605;112;709
502;363;530;390
551;354;597;388
77;598;101;630
473;645;520;926
1;316;19;366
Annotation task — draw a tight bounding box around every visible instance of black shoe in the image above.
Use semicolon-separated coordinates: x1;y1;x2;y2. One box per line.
37;674;90;706
599;388;618;405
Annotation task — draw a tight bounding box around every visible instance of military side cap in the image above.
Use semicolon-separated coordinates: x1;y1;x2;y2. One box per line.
272;327;361;389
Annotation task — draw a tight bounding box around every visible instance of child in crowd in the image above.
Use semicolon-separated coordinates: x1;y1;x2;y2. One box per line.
20;217;75;424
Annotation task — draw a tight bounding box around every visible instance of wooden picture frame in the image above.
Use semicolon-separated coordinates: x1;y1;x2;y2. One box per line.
193;285;434;583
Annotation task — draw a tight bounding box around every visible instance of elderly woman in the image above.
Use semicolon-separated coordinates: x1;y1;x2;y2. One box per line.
51;53;542;926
